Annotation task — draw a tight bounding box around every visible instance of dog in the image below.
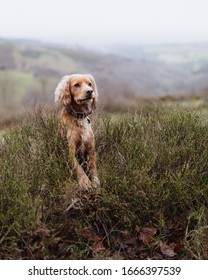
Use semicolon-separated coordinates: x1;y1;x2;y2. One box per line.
54;74;100;190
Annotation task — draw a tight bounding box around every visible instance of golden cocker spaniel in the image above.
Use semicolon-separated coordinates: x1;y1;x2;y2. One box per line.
54;74;100;190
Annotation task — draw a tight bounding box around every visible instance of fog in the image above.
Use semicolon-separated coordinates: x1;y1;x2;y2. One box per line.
0;0;208;47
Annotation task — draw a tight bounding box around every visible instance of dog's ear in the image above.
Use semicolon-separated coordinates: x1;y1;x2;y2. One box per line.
54;75;71;106
88;75;98;110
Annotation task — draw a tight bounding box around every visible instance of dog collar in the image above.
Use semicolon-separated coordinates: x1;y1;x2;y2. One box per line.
66;106;92;120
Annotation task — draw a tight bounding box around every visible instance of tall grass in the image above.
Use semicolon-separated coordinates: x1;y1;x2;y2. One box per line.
0;106;208;259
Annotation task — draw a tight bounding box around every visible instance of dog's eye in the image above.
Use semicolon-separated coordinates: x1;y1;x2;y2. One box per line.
88;82;92;87
74;83;80;88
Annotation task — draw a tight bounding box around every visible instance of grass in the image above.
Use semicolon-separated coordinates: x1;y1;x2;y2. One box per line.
0;106;208;259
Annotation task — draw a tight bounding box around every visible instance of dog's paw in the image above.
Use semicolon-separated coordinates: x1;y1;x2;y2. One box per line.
92;176;100;188
78;174;92;191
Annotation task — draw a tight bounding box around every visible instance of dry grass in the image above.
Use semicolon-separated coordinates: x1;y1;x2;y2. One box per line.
0;106;208;259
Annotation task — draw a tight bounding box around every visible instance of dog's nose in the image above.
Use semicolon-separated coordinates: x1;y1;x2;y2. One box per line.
86;90;93;96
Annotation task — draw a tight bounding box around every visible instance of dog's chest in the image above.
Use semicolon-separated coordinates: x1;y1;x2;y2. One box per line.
77;118;91;143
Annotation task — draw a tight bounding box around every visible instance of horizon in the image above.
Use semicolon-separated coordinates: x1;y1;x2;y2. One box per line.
1;36;208;51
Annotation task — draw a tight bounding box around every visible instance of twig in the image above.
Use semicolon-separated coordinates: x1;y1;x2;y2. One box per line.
65;198;83;212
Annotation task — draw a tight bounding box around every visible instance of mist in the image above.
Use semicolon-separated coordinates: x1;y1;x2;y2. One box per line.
1;0;208;48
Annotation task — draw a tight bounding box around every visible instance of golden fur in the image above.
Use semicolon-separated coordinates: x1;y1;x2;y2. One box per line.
54;74;100;190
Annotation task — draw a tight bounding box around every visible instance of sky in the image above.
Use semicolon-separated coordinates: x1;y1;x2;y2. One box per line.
0;0;208;46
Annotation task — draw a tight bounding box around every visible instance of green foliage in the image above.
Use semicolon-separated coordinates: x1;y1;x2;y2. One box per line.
1;106;208;259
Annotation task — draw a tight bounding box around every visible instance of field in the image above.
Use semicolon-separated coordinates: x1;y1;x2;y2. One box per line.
1;39;208;116
1;105;208;259
1;38;208;259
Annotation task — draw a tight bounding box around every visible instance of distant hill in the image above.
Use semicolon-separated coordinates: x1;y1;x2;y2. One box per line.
105;43;208;93
0;38;208;111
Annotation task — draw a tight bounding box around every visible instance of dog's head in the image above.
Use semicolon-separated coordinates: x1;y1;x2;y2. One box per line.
54;74;98;111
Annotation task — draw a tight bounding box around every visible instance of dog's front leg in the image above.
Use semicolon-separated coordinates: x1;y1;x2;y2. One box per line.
68;143;92;190
86;141;100;188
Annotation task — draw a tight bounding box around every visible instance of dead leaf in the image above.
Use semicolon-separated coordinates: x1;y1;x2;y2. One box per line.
169;242;184;251
123;237;137;246
138;227;157;244
160;243;176;257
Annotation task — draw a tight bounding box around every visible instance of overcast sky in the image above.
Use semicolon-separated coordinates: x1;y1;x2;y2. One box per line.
0;0;208;46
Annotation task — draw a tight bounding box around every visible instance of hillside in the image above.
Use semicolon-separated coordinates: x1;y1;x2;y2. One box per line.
1;39;208;114
107;43;208;94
